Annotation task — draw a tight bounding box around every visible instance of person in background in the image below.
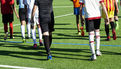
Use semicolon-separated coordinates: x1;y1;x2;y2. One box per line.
0;0;19;40
80;0;109;60
24;0;43;48
31;0;55;60
17;0;31;43
71;0;85;36
102;0;118;41
114;0;119;30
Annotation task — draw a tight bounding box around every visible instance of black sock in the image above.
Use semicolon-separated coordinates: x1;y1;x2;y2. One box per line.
43;35;51;55
49;35;52;47
105;24;109;36
110;22;115;30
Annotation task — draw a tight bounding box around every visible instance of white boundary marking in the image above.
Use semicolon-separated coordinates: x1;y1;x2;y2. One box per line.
0;65;42;69
0;13;73;30
55;13;73;18
53;6;73;8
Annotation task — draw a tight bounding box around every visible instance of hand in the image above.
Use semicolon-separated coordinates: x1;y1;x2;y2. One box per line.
17;15;19;19
116;9;119;14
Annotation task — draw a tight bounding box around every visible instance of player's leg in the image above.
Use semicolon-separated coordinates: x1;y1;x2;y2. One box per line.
105;19;110;41
74;7;80;35
9;13;14;39
31;22;37;48
2;14;8;40
40;18;52;60
48;11;55;47
9;22;14;39
19;8;26;42
35;17;43;46
94;19;101;56
114;4;119;30
80;6;85;36
110;18;116;40
76;15;80;35
85;19;96;60
26;19;31;39
4;23;8;40
114;16;119;30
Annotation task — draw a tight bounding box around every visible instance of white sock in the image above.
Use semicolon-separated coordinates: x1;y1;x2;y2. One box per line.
89;31;95;54
95;30;100;50
27;23;31;37
31;29;36;44
38;28;42;40
21;25;25;38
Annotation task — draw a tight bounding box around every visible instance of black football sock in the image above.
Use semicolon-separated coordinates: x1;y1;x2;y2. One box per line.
105;24;109;37
43;35;51;55
49;35;52;48
110;22;115;30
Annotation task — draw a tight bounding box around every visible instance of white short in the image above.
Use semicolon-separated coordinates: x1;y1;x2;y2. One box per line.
28;17;39;26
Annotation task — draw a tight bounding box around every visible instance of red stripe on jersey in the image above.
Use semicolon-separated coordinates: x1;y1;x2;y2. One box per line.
85;17;101;20
106;0;108;11
109;0;111;11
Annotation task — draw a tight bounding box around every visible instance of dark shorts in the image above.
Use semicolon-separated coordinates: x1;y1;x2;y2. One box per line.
19;8;27;21
40;11;55;33
2;14;14;23
74;7;80;15
85;19;101;32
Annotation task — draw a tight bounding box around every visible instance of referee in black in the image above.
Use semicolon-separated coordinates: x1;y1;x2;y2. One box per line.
31;0;54;60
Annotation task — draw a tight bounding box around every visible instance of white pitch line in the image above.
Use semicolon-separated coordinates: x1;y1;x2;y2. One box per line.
53;6;73;8
0;13;73;30
54;13;73;18
0;65;43;69
0;24;20;30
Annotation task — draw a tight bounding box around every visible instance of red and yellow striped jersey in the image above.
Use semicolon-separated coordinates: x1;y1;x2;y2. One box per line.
103;0;115;11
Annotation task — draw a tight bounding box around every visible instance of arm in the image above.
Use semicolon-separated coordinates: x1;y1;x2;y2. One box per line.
80;5;84;24
30;5;37;24
11;5;19;19
100;2;109;22
114;0;119;14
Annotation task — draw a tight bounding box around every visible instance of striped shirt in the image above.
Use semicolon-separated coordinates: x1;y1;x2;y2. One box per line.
103;0;115;11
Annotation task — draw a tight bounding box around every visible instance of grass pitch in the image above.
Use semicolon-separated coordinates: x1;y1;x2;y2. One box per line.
0;0;121;69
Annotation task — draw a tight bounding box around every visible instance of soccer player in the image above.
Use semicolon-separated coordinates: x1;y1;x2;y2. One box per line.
17;0;31;42
114;0;119;30
31;0;55;60
71;0;85;36
102;0;118;41
0;0;19;40
24;0;43;48
80;0;109;60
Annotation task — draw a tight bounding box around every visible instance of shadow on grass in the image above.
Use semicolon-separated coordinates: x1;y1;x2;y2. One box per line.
0;42;90;61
